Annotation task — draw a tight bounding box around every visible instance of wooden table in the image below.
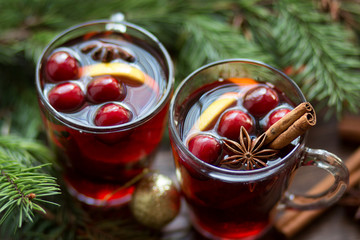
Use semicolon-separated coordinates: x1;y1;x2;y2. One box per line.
154;116;360;239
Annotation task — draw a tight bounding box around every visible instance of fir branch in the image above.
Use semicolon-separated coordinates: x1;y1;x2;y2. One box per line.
273;0;360;117
176;14;272;80
0;135;60;234
232;0;279;65
0;135;56;166
10;189;162;240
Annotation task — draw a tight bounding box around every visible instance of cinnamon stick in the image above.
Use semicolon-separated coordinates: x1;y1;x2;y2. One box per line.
275;147;360;238
264;102;316;149
268;113;316;149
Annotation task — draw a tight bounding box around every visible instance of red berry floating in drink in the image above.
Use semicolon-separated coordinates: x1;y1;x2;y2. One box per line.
48;82;84;112
187;134;222;164
87;76;126;103
217;110;253;140
46;51;80;82
266;108;291;130
94;103;132;126
243;86;279;117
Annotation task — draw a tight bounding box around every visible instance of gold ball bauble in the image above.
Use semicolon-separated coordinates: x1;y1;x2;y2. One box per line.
130;173;181;229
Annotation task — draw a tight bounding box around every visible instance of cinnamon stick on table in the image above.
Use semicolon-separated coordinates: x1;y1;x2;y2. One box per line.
264;102;316;149
275;147;360;238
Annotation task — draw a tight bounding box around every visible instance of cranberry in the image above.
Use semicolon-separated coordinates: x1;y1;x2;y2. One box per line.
46;51;80;82
187;135;221;164
266;108;291;130
94;103;132;126
243;86;279;117
217;110;253;140
48;82;84;112
87;76;126;103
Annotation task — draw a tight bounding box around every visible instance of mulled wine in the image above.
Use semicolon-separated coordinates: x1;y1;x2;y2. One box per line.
169;60;348;240
175;80;298;239
36;21;173;206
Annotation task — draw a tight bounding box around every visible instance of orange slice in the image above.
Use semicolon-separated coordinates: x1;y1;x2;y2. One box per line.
81;62;160;94
195;92;238;131
81;63;146;86
226;77;258;86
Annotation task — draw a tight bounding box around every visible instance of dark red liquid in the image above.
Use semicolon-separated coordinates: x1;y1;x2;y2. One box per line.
170;80;300;239
38;31;170;206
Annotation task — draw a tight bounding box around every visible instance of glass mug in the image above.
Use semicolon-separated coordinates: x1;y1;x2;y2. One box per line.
168;59;348;240
36;20;174;206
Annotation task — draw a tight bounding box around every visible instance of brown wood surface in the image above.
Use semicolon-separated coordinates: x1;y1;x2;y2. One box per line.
154;116;360;240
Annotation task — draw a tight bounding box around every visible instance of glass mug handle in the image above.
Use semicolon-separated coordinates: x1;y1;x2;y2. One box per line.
281;147;349;210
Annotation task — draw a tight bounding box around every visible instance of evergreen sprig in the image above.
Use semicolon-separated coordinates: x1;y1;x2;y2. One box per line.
0;136;60;234
8;189;162;240
176;14;272;80
272;0;360;117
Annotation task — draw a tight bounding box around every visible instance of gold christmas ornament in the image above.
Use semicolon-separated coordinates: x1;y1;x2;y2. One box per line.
130;173;181;229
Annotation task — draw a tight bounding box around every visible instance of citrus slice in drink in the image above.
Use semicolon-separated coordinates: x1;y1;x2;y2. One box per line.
195;92;238;131
81;62;159;93
226;77;258;86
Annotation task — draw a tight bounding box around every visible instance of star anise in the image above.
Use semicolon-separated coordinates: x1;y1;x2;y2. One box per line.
220;126;278;170
81;42;135;63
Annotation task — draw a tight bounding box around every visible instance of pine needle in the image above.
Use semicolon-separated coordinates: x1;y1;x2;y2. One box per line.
176;14;271;80
0;135;60;233
272;0;360;117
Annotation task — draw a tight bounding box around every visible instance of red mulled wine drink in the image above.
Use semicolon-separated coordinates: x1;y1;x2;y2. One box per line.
36;21;173;206
169;60;348;240
177;79;297;239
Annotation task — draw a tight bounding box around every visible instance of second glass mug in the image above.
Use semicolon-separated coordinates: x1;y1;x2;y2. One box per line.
36;20;174;206
168;59;349;240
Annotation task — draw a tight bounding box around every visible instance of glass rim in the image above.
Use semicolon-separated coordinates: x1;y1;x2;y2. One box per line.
169;58;306;176
36;20;174;133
